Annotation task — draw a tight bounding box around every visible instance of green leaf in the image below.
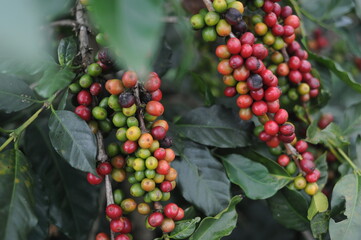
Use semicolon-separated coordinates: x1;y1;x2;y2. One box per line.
341;102;361;136
355;0;361;20
315;153;328;189
267;188;310;231
35;65;75;98
89;0;164;77
329;174;361;240
191;73;215;107
306;122;349;148
0;149;37;240
25;119;100;240
176;105;250;148
172;142;231;216
169;217;201;239
310;212;330;238
58;37;77;67
189;196;242;240
58;90;69;111
221;154;290;199
307;192;329;220
48;110;97;174
308;52;361;93
0;74;37;113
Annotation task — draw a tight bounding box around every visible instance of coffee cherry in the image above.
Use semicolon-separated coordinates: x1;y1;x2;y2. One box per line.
121;71;138;88
106;204;123;219
96;233;109;240
87;172;103;185
274;109;288;124
305;182;319;195
232;20;247;35
190;14;205;29
284;15;300;29
97;162;112;175
240;44;253;59
264;87;281;102
264;120;279;136
77;90;92;106
264;12;277;27
281;6;293;18
218;59;233;75
164;203;179;219
262;0;274;13
288;70;302;84
141;178;156;192
240;32;255;45
105;79;125;95
92;106;107;120
302;152;314;162
300;159;315;174
236;95;253;108
229;55;244;69
239;108;253;120
87;63;102;77
272;24;284;36
295;140;308;153
224;8;242;25
122;140;138;154
224;87;237;97
252;44;268;60
279;123;295;136
216;19;232;36
148;212;164;227
278;133;296;143
174;207;185;221
277;154;290;167
75;105;91;121
267;100;280;113
90;83;102;96
79;74;93;88
252;101;268;116
227;38;242;54
318;113;334;129
247;74;263;91
283;25;295;37
276;63;290;76
266;135;280;148
146;101;164;116
215;45;231;59
159;181;172;193
110;219;125;233
165;168;178;181
294;176;307;189
202;27;217;42
159;136;173;148
245;57;260;72
156;160;170;175
288;56;301;70
306;169;320;183
151;126;167;140
204;11;220;26
250;88;264;101
115;234;130;240
154;148;166;160
255;22;268;36
151;89;163;101
161;218;176;233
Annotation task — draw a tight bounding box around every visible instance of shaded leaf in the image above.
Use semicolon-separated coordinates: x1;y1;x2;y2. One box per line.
176;105;250;148
0;74;37;113
58;37;77;67
58;90;69;111
25;119;100;240
310;212;330;238
172;142;231;216
307;192;329;220
355;0;361;20
268;188;310;231
48;110;97;174
35;66;75;98
341;102;361;136
329;174;361;240
306;122;349;148
89;0;164;78
153;40;172;77
169;217;201;239
221;154;290;199
189;196;242;240
0;149;37;240
315;153;328;189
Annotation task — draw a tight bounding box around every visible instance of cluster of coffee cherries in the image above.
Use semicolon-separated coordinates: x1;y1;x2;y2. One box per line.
190;0;246;41
69;46;183;238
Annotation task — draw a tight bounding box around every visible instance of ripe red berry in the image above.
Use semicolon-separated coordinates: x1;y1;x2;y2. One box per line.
229;55;244;69
106;204;123;219
236;95;253;108
97;162;112;175
240;44;253;58
274;109;288;124
266;136;280;148
240;32;255;45
272;24;284;36
227;38;242;54
300;159;316;174
267;100;280;113
299;60;311;73
156;160;170;175
145;72;161;92
259;131;272;142
273;3;282;16
120;217;132;234
252;44;268;60
283;25;295;37
160;181;173;192
288;70;302;84
239;108;253;120
252;101;268;116
90;83;102;96
279;123;295;136
122;71;138;88
306;169;320;183
151;89;163;101
288;56;301;70
278;133;296;143
264;13;277;27
151;126;167;140
245;57;260;71
148;212;164;227
146;101;164;116
277;154;290;167
96;232;110;240
110;219;125;233
215;45;231;59
154;148;166;160
164;203;179;219
264;120;279;136
174;207;185;221
287;41;301;54
224;87;237;97
264;87;281;102
122;140;138;154
306;78;320;89
295;140;308;153
285;15;300;29
281;6;293;18
295;49;308;60
218;59;233;75
115;234;130;240
302;151;315;161
309;89;319;98
77;90;92;106
262;0;274;13
75;105;91;121
87;172;103;185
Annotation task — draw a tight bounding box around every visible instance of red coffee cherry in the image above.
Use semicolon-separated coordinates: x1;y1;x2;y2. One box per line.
281;6;293;18
77;90;92;106
264;87;281;102
236;95;253;108
154;148;166;160
245;57;260;71
148;212;164;227
218;59;233;75
115;234;130;240
264;13;277;27
309;89;319;98
262;0;274;13
288;70;302;84
283;25;294;36
278;133;296;143
272;3;281;16
266;136;280;148
229;55;244;69
120;217;132;234
164;203;179;219
156;160;170;175
240;32;255;45
110;219;125;233
266;100;280;113
250;88;264;101
287;41;301;54
264;120;279;136
122;71;138;88
227;38;242;54
151;126;167;140
106;204;123;219
274;109;288;124
97;162;112;175
224;87;237;97
215;45;231;59
284;15;300;29
288;56;301;70
299;60;311;73
240;44;253;58
87;172;103;185
259;131;272;142
306;78;320;89
272;24;284;36
239;108;253;120
302;151;315;161
146;101;164;116
295;140;308;153
252;101;268;116
145;72;161;92
300;159;316;174
90;83;102;96
160;181;173;192
279;123;295;136
151;89;163;101
75;105;91;121
318;113;334;129
306;169;320;183
96;233;110;240
174;207;185;221
277;154;290;167
252;44;268;60
122;140;138;154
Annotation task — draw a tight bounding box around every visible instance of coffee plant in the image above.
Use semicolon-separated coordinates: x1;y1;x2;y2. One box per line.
1;0;361;240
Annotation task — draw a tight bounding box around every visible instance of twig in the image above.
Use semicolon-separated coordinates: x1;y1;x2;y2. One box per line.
75;1;93;67
281;47;290;62
134;83;148;133
96;131;108;162
105;175;116;240
284;143;305;175
50;19;77;28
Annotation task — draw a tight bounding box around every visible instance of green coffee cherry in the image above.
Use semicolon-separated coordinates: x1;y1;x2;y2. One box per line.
92;106;107;120
204;12;220;26
190;14;205;30
79;74;93;88
202;27;217;42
